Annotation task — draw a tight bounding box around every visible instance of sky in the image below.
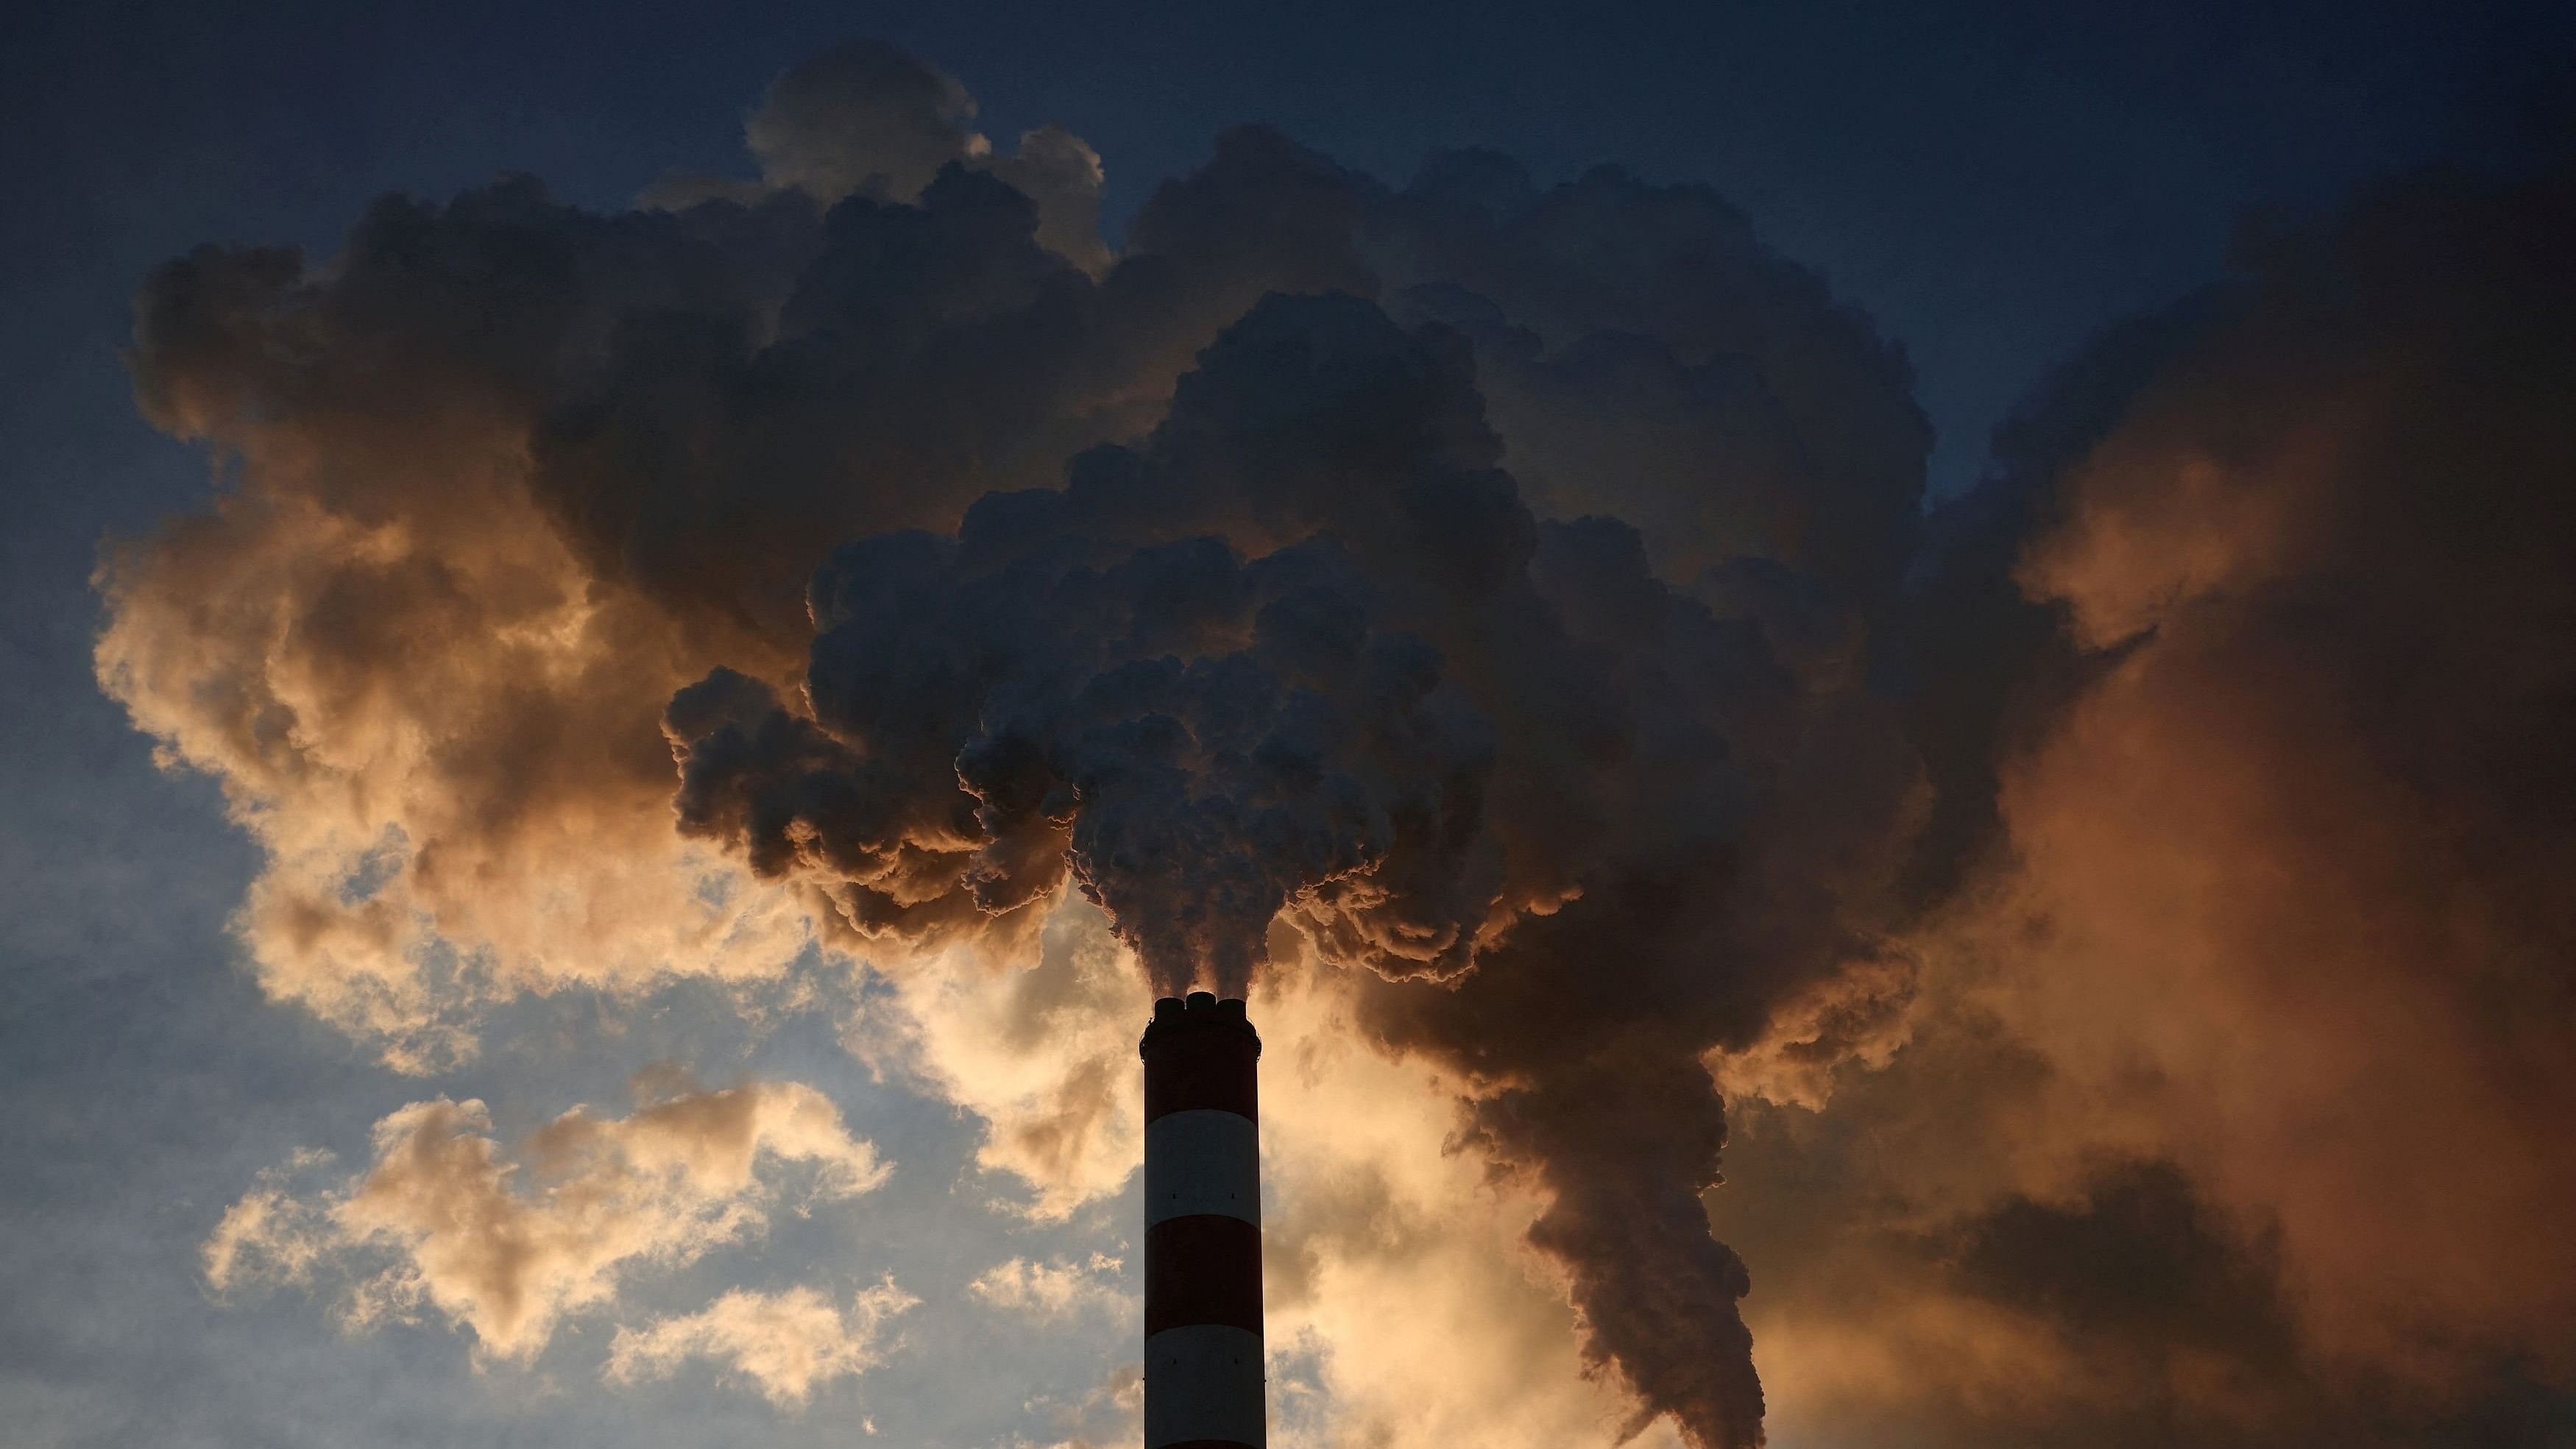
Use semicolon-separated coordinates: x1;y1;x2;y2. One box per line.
3;4;2573;1448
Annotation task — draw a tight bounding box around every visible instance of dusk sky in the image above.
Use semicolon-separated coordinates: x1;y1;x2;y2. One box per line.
5;4;2574;1447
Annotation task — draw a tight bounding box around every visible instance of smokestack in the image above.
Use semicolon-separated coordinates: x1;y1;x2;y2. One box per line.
1139;991;1264;1449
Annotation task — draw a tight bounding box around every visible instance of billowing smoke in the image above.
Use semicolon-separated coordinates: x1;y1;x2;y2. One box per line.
1686;155;2576;1447
1911;157;2576;1392
664;291;1878;996
103;40;1927;1447
662;287;1926;1445
108;32;2576;1449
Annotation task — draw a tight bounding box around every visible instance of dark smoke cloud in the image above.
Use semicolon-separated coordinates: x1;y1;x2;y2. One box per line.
668;289;1929;1448
1838;155;2576;1441
619;63;1931;1449
111;32;2576;1449
110;40;1931;1446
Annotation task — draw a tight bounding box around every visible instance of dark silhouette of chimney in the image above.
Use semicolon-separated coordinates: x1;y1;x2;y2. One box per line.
1139;992;1264;1449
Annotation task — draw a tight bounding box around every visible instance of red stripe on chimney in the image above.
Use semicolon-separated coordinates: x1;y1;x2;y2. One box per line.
1144;1214;1264;1336
1144;1028;1259;1123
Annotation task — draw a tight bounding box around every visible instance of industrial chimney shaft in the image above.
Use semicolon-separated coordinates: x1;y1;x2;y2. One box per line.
1139;992;1264;1449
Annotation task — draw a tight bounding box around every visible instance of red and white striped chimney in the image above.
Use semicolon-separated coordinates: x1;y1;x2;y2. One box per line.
1139;991;1264;1449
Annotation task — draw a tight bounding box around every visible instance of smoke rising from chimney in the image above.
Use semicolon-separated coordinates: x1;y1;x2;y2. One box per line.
100;37;2026;1449
96;25;2576;1446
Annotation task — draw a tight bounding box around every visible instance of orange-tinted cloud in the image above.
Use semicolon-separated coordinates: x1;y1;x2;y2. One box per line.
205;1080;890;1362
606;1279;919;1407
1995;163;2576;1382
1822;160;2576;1438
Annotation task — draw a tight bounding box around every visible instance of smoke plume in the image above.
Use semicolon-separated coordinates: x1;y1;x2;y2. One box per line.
1704;156;2576;1447
102;40;1931;1446
104;32;2576;1448
1928;158;2576;1388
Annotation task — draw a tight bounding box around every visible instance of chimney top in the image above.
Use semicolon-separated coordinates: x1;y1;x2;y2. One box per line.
1140;993;1262;1055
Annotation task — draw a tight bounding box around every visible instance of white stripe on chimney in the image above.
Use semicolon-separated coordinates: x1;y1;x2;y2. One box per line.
1144;1109;1262;1227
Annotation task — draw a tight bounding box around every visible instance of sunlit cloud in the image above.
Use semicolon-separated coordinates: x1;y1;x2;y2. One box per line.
969;1254;1125;1320
205;1081;889;1363
606;1279;918;1406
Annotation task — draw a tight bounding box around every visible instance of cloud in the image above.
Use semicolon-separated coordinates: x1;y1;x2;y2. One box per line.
968;1254;1124;1320
1008;1360;1147;1449
1953;160;2576;1388
94;233;826;1068
743;39;989;205
205;1080;889;1362
1251;954;1692;1449
202;1148;338;1292
1704;947;1919;1112
98;57;1148;1070
646;39;1111;274
605;1278;917;1407
841;894;1147;1218
1769;157;2576;1443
